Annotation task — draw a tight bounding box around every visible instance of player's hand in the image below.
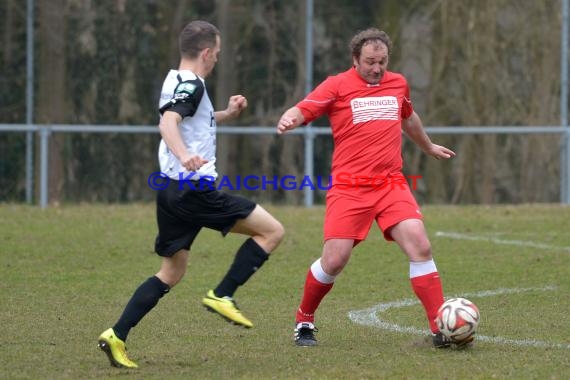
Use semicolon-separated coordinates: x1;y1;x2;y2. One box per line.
277;115;298;135
226;95;248;118
427;144;456;160
180;153;209;172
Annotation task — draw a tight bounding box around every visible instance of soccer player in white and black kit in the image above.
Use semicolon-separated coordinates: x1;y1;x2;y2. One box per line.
98;20;284;369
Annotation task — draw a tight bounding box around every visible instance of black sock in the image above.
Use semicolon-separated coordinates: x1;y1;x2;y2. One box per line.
214;238;269;298
113;276;170;341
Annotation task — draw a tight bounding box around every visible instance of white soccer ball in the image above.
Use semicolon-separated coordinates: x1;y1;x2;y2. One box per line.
435;297;480;342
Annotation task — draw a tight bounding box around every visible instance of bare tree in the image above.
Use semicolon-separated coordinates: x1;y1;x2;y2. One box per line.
420;0;561;203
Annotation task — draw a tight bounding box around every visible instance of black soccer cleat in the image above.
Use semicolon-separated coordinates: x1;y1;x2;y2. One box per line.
432;332;452;348
294;322;318;347
432;332;474;349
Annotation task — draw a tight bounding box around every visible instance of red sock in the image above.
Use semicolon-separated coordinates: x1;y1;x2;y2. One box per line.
295;269;334;323
410;272;444;333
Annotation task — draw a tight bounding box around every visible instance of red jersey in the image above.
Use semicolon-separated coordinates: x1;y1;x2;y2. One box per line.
297;67;413;182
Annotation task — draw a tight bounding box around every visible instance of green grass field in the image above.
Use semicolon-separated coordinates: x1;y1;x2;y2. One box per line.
1;204;569;379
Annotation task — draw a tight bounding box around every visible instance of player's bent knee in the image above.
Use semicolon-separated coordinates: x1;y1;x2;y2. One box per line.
257;218;285;253
418;240;432;258
411;243;432;261
321;255;349;275
262;227;285;254
270;220;285;245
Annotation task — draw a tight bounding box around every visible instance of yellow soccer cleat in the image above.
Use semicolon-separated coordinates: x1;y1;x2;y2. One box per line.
202;290;254;328
98;328;138;368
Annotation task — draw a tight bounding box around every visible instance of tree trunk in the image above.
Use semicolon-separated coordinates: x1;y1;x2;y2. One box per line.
215;0;241;180
2;0;14;65
167;0;189;69
36;0;67;205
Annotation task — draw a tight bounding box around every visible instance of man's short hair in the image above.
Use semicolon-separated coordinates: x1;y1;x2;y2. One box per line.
350;28;392;60
179;20;220;59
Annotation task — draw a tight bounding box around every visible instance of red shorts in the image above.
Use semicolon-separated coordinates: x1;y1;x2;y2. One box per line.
323;179;422;243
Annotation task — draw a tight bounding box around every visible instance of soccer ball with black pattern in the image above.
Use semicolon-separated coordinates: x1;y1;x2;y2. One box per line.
435;298;480;343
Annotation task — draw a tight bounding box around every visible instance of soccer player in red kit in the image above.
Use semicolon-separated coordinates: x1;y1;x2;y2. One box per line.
277;28;460;348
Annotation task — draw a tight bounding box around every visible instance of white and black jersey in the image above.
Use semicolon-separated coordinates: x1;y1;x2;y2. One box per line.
158;69;217;180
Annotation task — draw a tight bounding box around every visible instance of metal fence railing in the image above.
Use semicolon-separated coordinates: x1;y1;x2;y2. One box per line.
1;124;568;208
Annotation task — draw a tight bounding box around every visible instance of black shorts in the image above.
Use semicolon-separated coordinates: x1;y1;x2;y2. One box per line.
154;180;256;257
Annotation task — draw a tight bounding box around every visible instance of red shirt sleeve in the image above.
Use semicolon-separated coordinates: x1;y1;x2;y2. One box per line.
401;81;414;119
296;75;340;124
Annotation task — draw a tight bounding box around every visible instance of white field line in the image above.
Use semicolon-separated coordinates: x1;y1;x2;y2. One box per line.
434;231;570;252
347;285;570;349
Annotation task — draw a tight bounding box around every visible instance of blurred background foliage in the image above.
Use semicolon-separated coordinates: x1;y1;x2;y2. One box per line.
0;0;566;204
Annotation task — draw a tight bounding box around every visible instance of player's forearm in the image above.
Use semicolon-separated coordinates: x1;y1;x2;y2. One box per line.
280;107;305;129
406;127;433;152
215;95;247;123
402;112;432;152
158;112;189;160
214;109;232;123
